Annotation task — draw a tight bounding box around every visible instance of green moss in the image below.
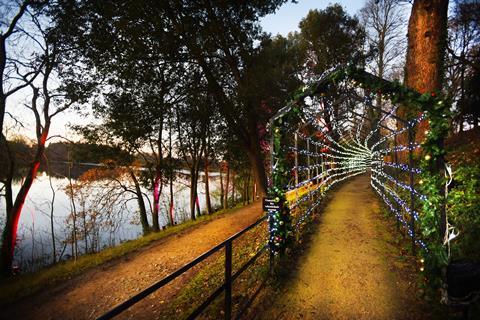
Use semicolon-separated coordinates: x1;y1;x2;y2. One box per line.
0;203;246;306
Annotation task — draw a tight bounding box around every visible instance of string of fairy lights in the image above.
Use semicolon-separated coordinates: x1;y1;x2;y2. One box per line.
268;83;428;255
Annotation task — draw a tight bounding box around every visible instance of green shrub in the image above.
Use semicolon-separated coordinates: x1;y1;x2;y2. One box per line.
448;164;480;261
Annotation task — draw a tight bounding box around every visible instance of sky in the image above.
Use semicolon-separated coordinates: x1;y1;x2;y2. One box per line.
260;0;366;36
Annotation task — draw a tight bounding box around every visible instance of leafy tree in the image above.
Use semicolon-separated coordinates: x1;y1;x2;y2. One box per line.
298;4;365;80
73;124;153;236
175;73;212;220
448;164;480;261
0;136;33;179
69;143;132;165
160;1;302;196
52;0;305;198
90;69;183;231
295;4;365;138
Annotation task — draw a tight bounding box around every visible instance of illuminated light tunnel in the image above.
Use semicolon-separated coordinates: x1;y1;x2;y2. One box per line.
267;67;432;255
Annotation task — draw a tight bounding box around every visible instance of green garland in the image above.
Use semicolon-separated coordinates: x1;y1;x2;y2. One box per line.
268;104;302;254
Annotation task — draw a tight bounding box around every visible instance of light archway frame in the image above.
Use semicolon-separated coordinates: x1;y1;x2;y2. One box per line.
267;66;451;279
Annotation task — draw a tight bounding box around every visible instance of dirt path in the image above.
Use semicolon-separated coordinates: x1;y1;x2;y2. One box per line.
259;175;428;320
2;202;263;320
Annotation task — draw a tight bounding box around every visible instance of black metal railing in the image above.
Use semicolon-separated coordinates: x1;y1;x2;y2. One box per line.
97;215;268;320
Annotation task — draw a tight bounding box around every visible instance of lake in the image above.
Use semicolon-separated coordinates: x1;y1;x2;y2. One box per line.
0;168;225;273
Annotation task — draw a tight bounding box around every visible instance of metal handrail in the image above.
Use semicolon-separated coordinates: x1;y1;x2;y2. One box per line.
97;214;268;320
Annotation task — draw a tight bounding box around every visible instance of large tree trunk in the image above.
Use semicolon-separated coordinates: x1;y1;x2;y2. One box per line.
405;0;449;94
397;0;448;157
403;0;449;138
404;0;449;238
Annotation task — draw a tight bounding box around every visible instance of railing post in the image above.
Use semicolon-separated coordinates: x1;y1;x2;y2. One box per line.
315;144;319;185
408;126;416;255
321;155;325;184
393;134;401;233
294;131;299;203
307;138;311;203
225;241;232;320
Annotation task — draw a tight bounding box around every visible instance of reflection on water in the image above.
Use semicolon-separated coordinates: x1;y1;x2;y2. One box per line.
0;169;223;273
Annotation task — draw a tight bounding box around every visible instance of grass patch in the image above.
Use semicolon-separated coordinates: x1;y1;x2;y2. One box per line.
156;219;268;319
0;203;246;306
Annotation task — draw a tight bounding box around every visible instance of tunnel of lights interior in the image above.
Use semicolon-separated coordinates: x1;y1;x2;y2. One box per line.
266;65;452;275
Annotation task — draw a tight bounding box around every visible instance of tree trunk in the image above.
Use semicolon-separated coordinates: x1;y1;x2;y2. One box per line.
152;170;161;232
246;172;251;204
0;130;47;275
252;176;257;202
152;116;164;232
194;158;202;217
231;171;236;205
224;162;230;210
128;169;150;235
67;156;78;261
195;190;201;216
0;133;14;215
45;156;57;264
82;208;87;254
168;121;175;226
405;0;448;94
243;175;247;205
219;168;224;208
169;173;174;225
403;0;449;140
245;145;267;197
204;151;212;214
189;168;197;221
